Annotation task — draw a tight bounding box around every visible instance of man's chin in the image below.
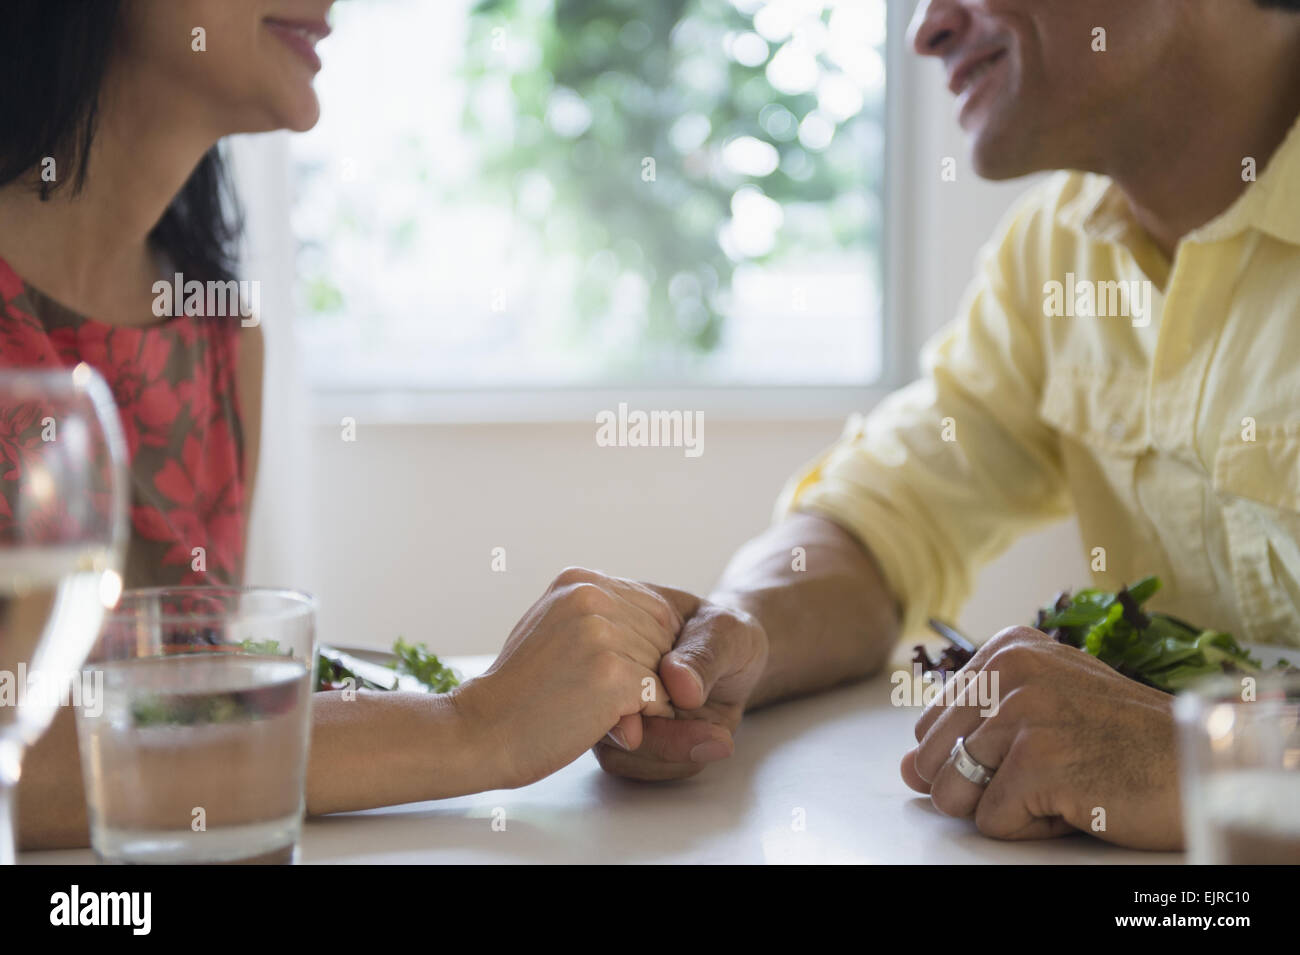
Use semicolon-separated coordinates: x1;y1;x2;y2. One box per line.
969;153;1028;181
967;130;1040;182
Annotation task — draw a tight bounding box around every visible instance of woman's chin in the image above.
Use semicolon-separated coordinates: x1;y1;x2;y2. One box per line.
280;95;323;134
227;96;321;137
247;91;322;135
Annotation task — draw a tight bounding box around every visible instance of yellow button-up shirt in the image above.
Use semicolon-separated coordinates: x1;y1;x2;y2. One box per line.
780;115;1300;648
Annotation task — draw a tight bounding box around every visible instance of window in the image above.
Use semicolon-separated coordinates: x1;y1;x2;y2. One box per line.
292;0;888;392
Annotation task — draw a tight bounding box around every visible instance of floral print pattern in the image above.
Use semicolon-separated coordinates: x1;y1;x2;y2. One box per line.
0;257;246;586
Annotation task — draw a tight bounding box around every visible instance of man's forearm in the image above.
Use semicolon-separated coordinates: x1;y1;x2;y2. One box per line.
712;512;901;709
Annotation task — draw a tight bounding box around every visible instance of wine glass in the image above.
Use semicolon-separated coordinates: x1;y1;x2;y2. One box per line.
0;363;128;863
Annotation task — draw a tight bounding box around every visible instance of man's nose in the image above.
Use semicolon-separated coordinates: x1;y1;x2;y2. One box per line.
908;0;969;58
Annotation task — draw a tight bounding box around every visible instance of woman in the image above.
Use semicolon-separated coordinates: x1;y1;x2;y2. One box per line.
0;0;737;849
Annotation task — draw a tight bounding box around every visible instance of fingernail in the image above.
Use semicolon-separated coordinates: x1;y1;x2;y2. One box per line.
606;728;630;751
689;739;732;763
679;662;705;699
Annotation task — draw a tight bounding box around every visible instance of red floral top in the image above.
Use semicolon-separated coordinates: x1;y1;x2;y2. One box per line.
0;257;247;587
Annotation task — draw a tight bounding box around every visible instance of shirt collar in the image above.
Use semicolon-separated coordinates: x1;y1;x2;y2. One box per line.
1055;110;1300;248
1055;173;1134;243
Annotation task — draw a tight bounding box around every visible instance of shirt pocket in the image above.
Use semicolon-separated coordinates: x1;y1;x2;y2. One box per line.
1212;431;1300;646
1038;368;1217;596
1038;368;1150;455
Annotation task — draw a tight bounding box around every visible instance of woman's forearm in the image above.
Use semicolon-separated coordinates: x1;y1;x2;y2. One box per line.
16;706;89;849
305;686;503;815
17;686;502;850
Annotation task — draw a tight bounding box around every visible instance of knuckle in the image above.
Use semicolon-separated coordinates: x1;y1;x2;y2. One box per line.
983;628;1018;651
727;606;762;645
565;581;611;616
646;593;678;633
704;607;737;639
553;566;598;589
985;642;1039;681
673;638;718;673
988;625;1043;647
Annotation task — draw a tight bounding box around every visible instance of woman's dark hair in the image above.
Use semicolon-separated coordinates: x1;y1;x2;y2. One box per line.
1257;0;1300;9
0;0;242;284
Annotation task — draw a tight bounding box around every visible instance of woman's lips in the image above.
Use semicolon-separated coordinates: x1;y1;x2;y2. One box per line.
265;18;330;72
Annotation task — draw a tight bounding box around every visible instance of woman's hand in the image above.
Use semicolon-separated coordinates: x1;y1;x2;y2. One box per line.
454;567;683;789
593;590;769;780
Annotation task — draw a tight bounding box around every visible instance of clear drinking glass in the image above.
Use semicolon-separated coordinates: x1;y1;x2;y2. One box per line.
0;364;128;865
76;587;317;864
1174;671;1300;864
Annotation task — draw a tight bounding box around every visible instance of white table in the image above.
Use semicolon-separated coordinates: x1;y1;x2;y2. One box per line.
22;653;1184;865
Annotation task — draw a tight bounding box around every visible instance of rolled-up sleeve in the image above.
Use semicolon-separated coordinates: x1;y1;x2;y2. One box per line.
776;184;1071;637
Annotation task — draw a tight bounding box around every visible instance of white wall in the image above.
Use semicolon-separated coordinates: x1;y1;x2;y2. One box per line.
247;5;1089;655
231;133;315;605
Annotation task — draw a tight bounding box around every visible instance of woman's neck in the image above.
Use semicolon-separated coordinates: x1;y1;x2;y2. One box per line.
0;63;221;326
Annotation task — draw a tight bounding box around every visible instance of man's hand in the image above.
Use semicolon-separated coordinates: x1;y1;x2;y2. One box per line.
592;512;898;781
900;625;1182;850
593;588;769;780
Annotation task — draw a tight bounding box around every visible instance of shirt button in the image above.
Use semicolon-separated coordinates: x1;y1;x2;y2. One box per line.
1108;422;1126;441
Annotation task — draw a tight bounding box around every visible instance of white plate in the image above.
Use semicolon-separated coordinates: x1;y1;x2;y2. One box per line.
332;645;399;666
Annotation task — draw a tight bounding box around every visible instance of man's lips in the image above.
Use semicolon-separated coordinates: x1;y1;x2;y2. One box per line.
265;17;331;71
947;47;1008;97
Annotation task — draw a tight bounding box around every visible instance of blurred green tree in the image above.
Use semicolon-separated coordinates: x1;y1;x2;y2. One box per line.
462;0;883;361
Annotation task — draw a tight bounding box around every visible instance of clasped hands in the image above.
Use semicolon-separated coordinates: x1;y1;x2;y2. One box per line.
455;569;1184;851
453;567;769;789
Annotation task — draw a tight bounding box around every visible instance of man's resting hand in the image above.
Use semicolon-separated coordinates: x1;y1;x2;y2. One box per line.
901;625;1183;850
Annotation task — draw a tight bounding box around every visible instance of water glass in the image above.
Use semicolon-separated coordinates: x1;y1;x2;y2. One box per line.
76;587;317;864
1174;671;1300;864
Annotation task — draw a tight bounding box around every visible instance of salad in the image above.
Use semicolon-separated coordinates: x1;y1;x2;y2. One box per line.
915;576;1295;693
315;637;460;694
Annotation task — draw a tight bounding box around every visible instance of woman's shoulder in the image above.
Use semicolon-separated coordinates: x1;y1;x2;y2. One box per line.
0;256;40;322
0;256;25;302
0;255;63;366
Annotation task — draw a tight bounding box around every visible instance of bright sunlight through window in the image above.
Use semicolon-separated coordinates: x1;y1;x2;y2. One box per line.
292;0;887;390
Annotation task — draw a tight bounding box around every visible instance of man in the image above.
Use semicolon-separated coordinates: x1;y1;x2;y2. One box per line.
599;0;1300;851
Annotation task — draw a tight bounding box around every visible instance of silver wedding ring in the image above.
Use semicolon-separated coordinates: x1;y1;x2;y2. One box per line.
950;736;994;786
